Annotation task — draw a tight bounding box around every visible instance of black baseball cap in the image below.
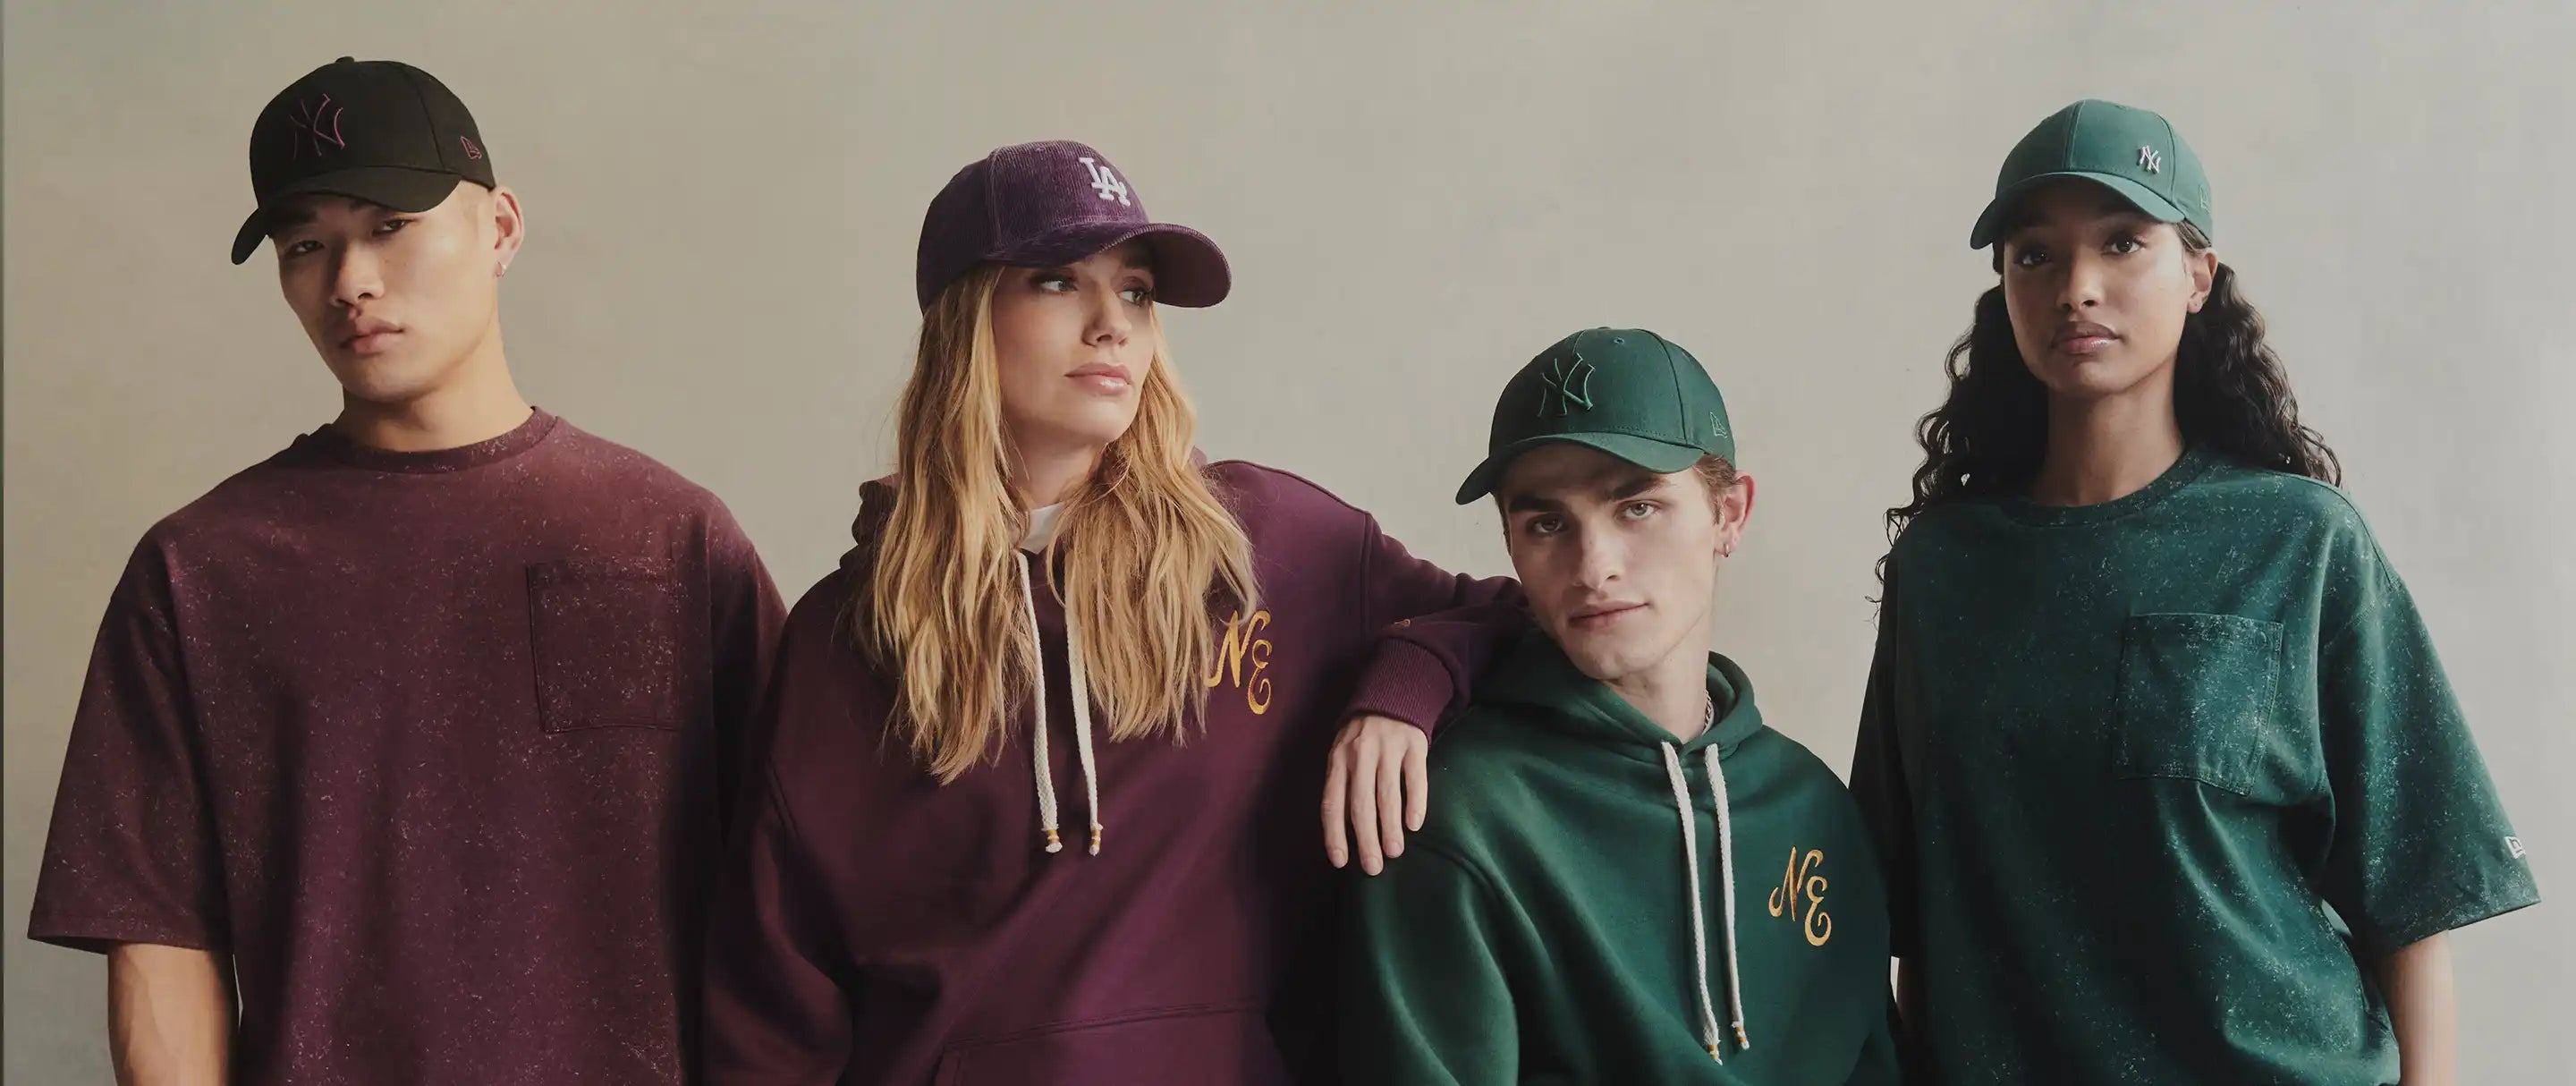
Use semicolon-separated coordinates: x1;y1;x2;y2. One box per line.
231;57;496;265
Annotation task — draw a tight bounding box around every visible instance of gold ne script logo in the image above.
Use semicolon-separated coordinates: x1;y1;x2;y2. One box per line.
1768;847;1833;946
1203;610;1274;715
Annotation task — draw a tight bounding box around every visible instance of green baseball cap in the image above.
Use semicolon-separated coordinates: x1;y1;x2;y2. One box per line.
1454;327;1733;505
1968;98;2214;250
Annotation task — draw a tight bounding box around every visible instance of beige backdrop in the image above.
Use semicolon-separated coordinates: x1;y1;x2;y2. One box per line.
8;1;2571;1081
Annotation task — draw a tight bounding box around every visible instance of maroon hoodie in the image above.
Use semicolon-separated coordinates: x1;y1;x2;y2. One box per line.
703;461;1519;1085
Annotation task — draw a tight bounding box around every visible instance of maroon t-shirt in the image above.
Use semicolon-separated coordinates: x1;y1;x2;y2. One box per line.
30;409;784;1085
702;461;1519;1086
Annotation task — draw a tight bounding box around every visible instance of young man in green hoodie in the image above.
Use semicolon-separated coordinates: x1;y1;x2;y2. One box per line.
1341;328;1902;1085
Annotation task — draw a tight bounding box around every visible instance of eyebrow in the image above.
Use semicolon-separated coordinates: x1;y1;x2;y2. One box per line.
1501;468;1669;513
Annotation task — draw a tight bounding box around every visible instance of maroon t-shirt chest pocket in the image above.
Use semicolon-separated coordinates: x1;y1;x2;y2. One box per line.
526;556;689;732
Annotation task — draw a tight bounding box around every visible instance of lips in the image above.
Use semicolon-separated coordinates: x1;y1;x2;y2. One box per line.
1068;362;1131;391
2053;321;2119;353
337;318;402;353
1566;601;1645;631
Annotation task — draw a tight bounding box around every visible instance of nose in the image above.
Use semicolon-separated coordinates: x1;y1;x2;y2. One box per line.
1083;282;1132;347
1569;526;1624;594
2056;249;2105;313
330;244;383;310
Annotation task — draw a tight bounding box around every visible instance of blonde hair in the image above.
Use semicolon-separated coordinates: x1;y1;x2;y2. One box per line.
860;265;1260;783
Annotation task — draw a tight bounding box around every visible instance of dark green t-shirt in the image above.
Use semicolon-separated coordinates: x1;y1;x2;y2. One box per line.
1850;447;2538;1084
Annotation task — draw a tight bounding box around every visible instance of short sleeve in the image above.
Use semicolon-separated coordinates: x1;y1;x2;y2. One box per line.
2313;545;2539;956
29;539;230;954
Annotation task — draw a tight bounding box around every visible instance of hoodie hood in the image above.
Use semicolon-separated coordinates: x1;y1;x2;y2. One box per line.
1477;628;1766;760
1475;628;1767;1061
833;446;1241;857
842;474;1104;853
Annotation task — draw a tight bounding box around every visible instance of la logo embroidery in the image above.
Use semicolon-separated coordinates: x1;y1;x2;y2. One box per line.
1078;157;1132;207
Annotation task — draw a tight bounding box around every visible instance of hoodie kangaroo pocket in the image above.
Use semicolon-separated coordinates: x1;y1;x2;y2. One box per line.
931;1003;1292;1086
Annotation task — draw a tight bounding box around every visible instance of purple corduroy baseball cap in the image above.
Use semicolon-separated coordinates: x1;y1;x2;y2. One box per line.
914;140;1231;310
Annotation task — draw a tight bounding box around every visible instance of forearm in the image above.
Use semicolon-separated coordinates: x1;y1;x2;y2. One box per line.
107;943;233;1086
2380;932;2456;1086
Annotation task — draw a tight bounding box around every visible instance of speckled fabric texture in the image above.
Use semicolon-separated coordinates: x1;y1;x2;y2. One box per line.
30;409;784;1085
701;460;1520;1086
1850;446;2539;1084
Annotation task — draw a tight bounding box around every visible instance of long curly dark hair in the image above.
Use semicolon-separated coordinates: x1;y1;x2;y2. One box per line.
1886;224;2340;544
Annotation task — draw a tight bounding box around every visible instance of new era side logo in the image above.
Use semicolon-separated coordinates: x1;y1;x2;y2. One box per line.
2507;836;2528;860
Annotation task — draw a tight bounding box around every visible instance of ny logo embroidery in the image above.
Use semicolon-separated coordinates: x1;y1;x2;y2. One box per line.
290;95;347;158
459;135;484;160
1767;846;1835;946
2137;145;2163;174
1078;157;1132;207
1536;351;1595;417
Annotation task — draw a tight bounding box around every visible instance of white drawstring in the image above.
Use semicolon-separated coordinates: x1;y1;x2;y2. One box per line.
1018;550;1102;855
1065;590;1103;855
1707;744;1750;1051
1659;712;1751;1063
1660;743;1726;1063
1019;553;1064;854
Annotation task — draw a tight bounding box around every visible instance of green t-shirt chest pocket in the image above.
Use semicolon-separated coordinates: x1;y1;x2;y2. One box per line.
2112;612;2316;801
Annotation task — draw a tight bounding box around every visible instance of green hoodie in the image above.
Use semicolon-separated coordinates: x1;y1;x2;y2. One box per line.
1342;631;1901;1085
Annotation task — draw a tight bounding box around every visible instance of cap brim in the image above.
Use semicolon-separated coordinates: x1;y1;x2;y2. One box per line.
230;165;470;265
992;221;1232;307
1453;433;1710;505
1967;172;2188;250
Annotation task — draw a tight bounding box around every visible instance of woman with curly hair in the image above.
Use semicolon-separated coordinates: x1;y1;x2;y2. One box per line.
1848;100;2538;1084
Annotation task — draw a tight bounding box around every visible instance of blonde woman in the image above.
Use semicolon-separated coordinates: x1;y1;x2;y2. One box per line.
702;141;1517;1084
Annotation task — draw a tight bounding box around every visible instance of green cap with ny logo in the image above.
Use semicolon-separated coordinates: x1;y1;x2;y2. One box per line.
1454;327;1733;505
1969;98;2214;250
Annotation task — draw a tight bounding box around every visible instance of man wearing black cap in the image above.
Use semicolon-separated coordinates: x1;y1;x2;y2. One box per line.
29;57;784;1084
